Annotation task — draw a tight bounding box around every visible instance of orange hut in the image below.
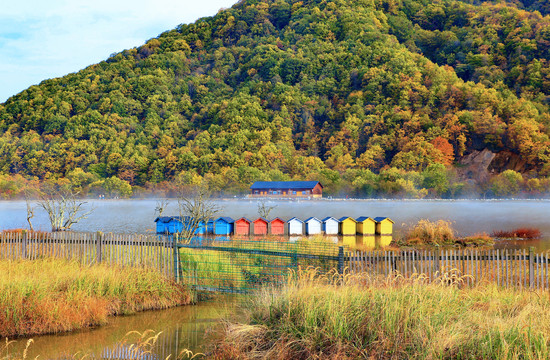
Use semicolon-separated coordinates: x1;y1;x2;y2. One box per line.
270;218;285;235
234;217;251;236
253;217;268;235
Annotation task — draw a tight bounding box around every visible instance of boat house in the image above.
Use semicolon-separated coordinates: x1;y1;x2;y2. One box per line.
154;216;183;234
234;217;252;235
339;217;357;236
270;218;285;235
253;217;269;235
374;217;394;235
288;217;304;235
214;217;234;235
356;217;376;235
305;217;322;235
322;217;339;235
250;181;323;198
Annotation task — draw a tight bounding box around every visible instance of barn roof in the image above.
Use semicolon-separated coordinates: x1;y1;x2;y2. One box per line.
215;217;234;223
356;216;374;222
374;217;394;223
250;181;322;190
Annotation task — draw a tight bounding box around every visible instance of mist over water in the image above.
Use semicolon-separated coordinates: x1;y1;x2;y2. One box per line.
1;199;549;249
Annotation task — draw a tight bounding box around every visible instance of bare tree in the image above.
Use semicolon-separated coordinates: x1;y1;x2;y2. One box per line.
257;199;276;219
24;190;36;231
177;187;220;244
38;189;94;232
154;199;170;218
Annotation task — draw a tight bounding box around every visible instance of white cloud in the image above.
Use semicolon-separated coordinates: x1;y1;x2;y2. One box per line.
0;0;239;102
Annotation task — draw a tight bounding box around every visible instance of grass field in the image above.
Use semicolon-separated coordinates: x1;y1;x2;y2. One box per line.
212;268;550;359
0;258;192;338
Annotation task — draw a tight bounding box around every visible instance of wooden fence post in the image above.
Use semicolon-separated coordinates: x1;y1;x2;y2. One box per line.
529;247;535;289
96;231;103;264
173;235;179;282
434;248;440;274
338;246;344;275
22;230;28;259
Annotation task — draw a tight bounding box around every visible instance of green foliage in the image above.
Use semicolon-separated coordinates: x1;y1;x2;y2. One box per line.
1;0;550;198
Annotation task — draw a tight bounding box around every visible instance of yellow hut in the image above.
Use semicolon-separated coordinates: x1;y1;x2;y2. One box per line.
339;217;357;236
356;216;376;235
374;217;394;235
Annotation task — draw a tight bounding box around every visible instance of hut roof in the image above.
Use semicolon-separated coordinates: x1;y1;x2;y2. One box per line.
254;217;269;223
356;216;374;222
215;217;234;223
374;217;394;223
270;217;285;223
339;216;357;223
305;217;322;223
250;181;322;190
154;216;182;223
287;217;304;223
235;217;251;223
322;216;338;222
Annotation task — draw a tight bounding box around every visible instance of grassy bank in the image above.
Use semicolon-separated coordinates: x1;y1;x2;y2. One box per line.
0;258;192;338
212;269;550;359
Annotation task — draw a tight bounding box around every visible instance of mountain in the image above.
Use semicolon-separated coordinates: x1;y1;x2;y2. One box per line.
1;0;549;198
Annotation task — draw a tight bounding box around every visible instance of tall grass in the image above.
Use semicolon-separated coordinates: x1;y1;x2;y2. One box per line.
0;258;192;338
403;219;494;246
212;268;550;359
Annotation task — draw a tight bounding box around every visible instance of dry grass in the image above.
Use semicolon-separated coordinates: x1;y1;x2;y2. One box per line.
402;219;494;247
211;267;550;359
492;228;542;239
0;258;192;338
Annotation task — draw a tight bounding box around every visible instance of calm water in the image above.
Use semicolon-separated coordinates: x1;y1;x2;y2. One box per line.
7;297;237;359
1;199;550;249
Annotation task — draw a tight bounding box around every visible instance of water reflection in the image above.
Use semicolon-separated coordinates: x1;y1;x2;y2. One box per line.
8;297;238;360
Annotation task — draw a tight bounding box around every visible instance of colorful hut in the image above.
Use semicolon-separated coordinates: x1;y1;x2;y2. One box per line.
287;217;304;235
322;217;339;235
206;219;214;234
214;217;234;235
270;217;285;235
339;217;357;236
234;217;252;236
154;216;183;234
305;217;322;235
253;217;269;235
374;217;394;235
356;216;376;235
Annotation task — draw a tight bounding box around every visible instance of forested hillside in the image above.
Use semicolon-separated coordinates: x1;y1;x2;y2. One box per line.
1;0;550;198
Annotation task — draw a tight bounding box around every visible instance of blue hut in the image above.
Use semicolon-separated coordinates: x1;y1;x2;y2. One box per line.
154;216;183;234
207;219;215;234
214;217;234;235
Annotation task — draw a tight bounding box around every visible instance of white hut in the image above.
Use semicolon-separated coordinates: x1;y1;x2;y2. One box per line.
287;217;304;235
322;217;339;235
305;217;322;235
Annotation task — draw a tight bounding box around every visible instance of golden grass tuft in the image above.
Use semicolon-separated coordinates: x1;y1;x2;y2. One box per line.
211;267;550;359
0;258;192;338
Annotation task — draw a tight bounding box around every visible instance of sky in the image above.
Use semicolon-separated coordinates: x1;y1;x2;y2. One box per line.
0;0;239;103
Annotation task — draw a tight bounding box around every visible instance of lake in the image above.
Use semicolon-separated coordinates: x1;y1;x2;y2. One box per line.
1;198;549;249
7;297;238;359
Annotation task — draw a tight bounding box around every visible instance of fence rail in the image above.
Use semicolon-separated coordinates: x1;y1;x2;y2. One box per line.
0;231;175;278
3;231;550;292
350;248;550;290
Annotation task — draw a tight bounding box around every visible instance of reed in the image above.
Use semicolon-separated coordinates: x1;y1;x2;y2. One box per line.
492;227;542;239
0;258;192;338
212;267;550;359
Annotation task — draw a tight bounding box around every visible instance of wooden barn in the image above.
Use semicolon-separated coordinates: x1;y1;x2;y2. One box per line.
305;217;322;235
322;217;339;235
270;217;285;235
339;217;357;236
356;217;376;235
288;217;304;235
235;217;252;236
374;217;394;235
214;217;234;235
250;181;323;198
253;217;269;235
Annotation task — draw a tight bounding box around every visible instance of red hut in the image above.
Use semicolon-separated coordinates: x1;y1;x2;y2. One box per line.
253;217;268;235
234;217;251;236
270;217;285;235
